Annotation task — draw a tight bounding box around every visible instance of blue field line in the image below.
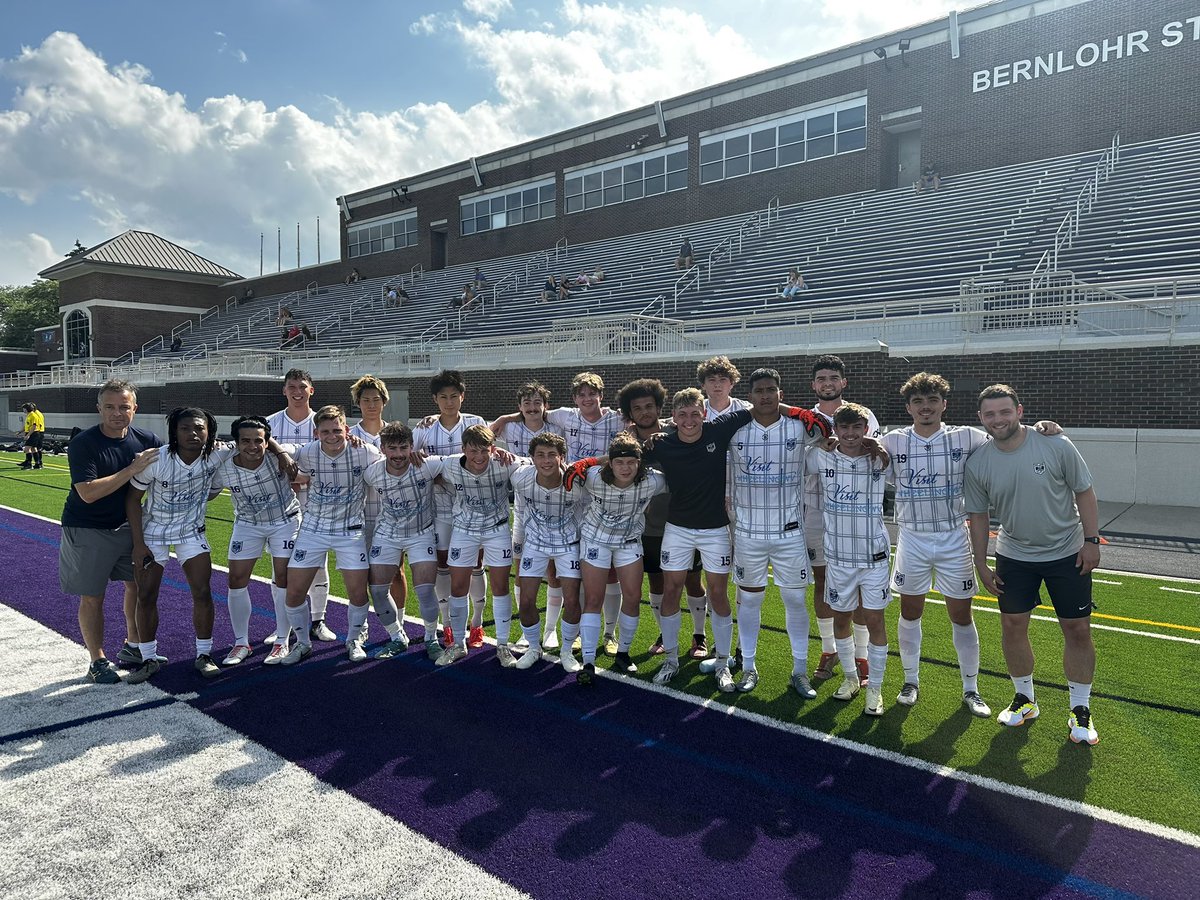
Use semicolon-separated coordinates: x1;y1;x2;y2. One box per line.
0;695;179;745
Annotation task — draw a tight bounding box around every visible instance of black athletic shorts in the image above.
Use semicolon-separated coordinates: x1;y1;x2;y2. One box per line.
641;535;702;575
25;431;44;449
995;552;1094;619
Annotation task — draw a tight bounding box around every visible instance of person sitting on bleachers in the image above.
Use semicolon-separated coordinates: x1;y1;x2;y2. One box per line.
282;324;303;349
170;336;183;352
593;265;605;283
540;274;556;304
452;284;476;310
780;268;808;298
345;267;362;284
557;276;571;303
472;267;487;293
276;307;295;347
676;236;694;270
915;164;941;193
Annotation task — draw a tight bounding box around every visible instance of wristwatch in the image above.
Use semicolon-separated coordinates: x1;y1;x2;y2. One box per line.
1083;536;1100;544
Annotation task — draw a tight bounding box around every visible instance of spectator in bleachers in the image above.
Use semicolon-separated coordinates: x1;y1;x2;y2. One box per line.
557;275;571;303
276;307;295;348
780;268;808;298
242;287;254;303
452;284;475;310
540;274;556;304
170;336;183;352
472;267;487;293
915;164;941;193
345;267;362;284
282;324;302;349
593;265;605;283
676;236;695;270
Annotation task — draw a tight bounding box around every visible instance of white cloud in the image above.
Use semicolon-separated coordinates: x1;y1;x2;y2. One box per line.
463;0;513;20
0;232;60;285
215;30;249;64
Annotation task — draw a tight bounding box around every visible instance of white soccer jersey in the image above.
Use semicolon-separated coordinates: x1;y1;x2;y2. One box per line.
132;447;234;543
806;448;889;568
412;414;486;515
704;397;751;421
803;403;882;529
547;407;625;462
440;456;519;535
266;408;315;449
363;456;446;540
510;465;586;555
348;422;382;448
211;454;300;527
882;425;990;532
580;467;667;546
296;441;381;535
730;415;826;538
500;418;562;455
349;422;383;525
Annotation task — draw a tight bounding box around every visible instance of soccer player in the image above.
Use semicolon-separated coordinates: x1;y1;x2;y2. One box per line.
412;370;487;648
723;368;830;695
18;402;45;469
509;432;586;671
567;434;667;681
266;368;336;644
124;407;235;683
211;416;300;666
805;404;892;715
435;424;520;666
58;379;161;684
617;378;707;655
282;405;382;665
364;423;444;660
965;384;1101;745
803;354;881;686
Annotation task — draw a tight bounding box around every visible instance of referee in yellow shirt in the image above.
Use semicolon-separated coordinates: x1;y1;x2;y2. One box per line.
20;402;45;470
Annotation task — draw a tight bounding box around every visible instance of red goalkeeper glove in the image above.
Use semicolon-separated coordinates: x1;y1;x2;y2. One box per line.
564;457;598;491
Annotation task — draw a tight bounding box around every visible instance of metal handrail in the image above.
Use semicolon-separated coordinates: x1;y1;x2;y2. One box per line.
554;237;569;260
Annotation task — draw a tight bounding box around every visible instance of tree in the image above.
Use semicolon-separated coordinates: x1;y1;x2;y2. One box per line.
0;279;60;349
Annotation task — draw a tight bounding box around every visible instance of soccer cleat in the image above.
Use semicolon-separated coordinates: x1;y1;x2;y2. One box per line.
997;693;1039;727
425;637;442;660
542;630;560;650
512;635;530;652
87;658;122;685
715;665;735;693
1069;706;1099;745
612;651;637;674
125;657;162;684
963;691;992;718
32;463;43;470
436;644;467;667
467;626;485;649
738;669;760;693
279;642;313;666
790;673;817;699
812;652;839;682
577;662;596;685
515;647;542;670
648;633;665;655
896;682;920;706
689;634;708;659
116;642;142;665
17;462;31;470
261;632;279;646
698;656;726;675
856;657;870;687
375;636;410;659
442;626;454;649
345;639;367;663
263;642;289;665
572;634;582;651
310;620;337;642
833;676;860;701
603;634;619;655
194;654;221;678
652;659;679;685
496;644;516;668
864;686;884;716
560;649;582;674
222;644;252;666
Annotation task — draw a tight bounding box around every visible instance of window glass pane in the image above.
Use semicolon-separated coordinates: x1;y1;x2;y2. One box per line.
699;142;723;164
837;127;866;153
508;207;523;225
666;169;687;191
778;120;805;145
623;161;643;181
583;172;602;191
808;112;835;138
644;174;665;195
699;161;724;183
383;236;395;251
751;127;776;150
566;195;583;213
560;181;578;200
750;148;776;172
778;142;805;166
369;225;382;240
584;190;602;209
725;154;749;178
540;201;555;219
808;134;835;159
349;244;360;256
507;193;521;210
624;180;644;200
492;197;507;215
837;104;866;130
476;215;490;232
371;239;383;253
644;156;664;177
540;184;556;202
726;134;749;157
603;167;622;187
492;212;506;229
666;149;687;172
603;185;622;204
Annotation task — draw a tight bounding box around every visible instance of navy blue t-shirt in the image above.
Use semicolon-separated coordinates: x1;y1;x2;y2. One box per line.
61;425;162;529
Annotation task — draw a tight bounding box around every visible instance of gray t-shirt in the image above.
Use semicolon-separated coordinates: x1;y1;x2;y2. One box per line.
963;429;1093;562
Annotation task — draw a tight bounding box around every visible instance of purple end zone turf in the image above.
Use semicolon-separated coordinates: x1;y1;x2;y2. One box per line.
3;507;1196;900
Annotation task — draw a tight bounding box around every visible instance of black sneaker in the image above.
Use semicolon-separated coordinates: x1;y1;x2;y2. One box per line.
87;658;121;685
577;662;596;685
116;642;142;666
125;657;162;685
17;462;32;470
613;651;637;673
32;464;43;470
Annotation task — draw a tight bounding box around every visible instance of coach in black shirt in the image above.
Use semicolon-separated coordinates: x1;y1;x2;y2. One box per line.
59;379;161;684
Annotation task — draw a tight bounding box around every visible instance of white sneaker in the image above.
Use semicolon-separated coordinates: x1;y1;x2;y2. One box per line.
542;630;560;650
279;642;312;666
698;656;725;674
435;644;467;667
512;635;530;652
263;642;289;665
560;649;582;673
261;632;279;646
345;639;367;663
310;620;337;642
864;686;884;716
653;659;679;685
833;676;860;701
515;647;542;670
715;666;735;693
222;644;252;666
496;644;516;668
896;682;920;706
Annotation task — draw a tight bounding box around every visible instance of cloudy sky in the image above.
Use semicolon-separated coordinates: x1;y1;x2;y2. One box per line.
0;0;955;286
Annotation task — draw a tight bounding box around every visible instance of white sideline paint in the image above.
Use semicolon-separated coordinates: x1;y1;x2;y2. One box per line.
1161;587;1200;596
0;607;529;900
5;504;1199;851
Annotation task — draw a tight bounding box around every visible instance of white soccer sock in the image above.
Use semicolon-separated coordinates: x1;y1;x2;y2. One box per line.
951;621;981;693
560;618;581;650
580;612;602;664
435;567;451;602
286;604;311;646
660;611;682;664
779;588;810;674
602;583;621;637
416;583;440;638
1068;681;1092;709
686;593;707;637
648;592;664;630
139;639;158;661
853;622;870;659
867;642;888;691
521;621;542;650
195;638;213;658
449;595;469;647
469;568;487;605
618;612;639;652
897;616;923;684
835;635;856;682
736;589;764;670
270;582;288;642
347;603;369;641
309;564;330;621
470;592;486;629
370;583;402;638
711;611;733;659
817;616;836;654
512;582;520;604
1011;674;1035;702
226;586;252;646
492;594;513;645
547;585;564;605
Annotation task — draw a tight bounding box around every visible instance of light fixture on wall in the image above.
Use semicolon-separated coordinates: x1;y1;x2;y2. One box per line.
873;46;891;70
898;38;911;66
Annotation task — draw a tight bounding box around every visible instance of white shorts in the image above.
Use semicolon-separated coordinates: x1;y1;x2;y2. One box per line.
370;529;439;567
805;525;826;567
825;563;891;613
229;518;300;561
661;523;731;574
433;514;453;552
290;530;369;571
892;526;977;599
733;533;810;588
519;545;582;580
582;539;643;569
146;536;211;567
512;519;525;558
448;523;512;569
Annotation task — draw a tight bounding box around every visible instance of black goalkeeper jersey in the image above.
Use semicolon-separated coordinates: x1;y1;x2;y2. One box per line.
642;410;751;530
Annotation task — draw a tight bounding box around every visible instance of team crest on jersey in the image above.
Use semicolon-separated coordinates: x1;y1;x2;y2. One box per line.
894;572;905;585
370;545;381;558
450;547;461;561
1034;463;1046;475
293;549;307;561
827;588;839;602
705;442;717;453
951;448;963;461
661;551;670;564
785;438;797;451
352;466;362;477
587;547;599;561
231;541;242;554
807;548;816;561
735;565;744;580
521;557;532;571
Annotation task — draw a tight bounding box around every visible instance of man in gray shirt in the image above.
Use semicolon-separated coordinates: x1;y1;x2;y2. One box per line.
964;384;1101;746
